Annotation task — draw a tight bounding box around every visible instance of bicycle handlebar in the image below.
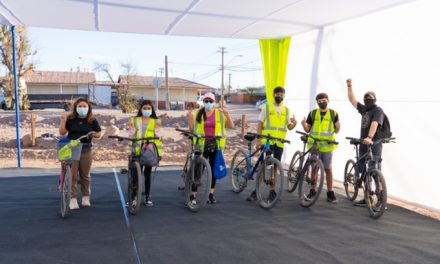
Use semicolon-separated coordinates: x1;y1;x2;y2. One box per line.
345;136;396;145
41;132;95;141
296;131;338;145
108;135;159;143
246;132;290;144
175;128;223;140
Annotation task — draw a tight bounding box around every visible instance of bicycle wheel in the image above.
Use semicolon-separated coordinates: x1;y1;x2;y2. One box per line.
364;169;387;219
185;156;212;212
178;153;190;191
230;148;250;193
344;159;359;201
127;161;143;215
298;159;325;207
287;151;303;193
60;165;71;218
255;157;284;209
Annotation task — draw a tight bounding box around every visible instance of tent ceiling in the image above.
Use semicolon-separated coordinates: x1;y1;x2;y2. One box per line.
0;0;415;39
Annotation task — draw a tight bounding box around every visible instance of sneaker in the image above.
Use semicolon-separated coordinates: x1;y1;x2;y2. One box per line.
305;189;317;201
269;190;277;201
82;196;91;207
144;196;154;207
326;191;338;204
208;193;217;204
69;198;79;210
354;199;367;207
189;194;197;206
246;191;257;202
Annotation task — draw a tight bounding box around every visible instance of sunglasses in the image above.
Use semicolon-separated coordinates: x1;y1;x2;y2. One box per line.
204;100;214;103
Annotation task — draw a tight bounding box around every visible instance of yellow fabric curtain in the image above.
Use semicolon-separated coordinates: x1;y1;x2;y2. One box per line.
259;37;291;105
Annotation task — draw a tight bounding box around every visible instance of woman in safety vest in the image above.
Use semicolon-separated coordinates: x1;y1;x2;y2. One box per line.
127;100;163;206
188;92;235;204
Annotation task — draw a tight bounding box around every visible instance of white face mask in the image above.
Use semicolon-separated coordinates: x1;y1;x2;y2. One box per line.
204;102;214;110
142;109;152;117
76;107;88;117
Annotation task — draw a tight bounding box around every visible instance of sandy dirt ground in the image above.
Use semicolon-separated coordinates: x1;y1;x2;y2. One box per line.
0;109;252;169
1;109;439;221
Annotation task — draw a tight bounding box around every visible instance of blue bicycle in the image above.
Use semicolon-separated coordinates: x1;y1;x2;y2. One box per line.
230;132;290;209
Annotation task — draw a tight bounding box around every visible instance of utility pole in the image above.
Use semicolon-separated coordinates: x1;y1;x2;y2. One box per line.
228;73;232;97
218;47;226;108
165;56;170;110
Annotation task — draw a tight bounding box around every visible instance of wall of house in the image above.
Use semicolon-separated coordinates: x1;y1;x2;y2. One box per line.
27;84;80;94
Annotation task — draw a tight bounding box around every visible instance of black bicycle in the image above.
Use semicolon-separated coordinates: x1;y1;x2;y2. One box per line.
229;132;290;209
176;128;214;212
343;136;395;219
287;131;338;207
109;135;158;215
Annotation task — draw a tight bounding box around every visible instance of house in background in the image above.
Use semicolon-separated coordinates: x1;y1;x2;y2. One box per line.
118;75;212;109
25;71;112;109
230;86;266;104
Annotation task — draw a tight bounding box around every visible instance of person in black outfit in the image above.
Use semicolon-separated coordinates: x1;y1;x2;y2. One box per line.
59;97;101;209
347;79;385;206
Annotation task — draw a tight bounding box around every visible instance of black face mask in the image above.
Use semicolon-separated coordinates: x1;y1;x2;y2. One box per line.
318;102;327;110
364;98;376;111
275;96;283;104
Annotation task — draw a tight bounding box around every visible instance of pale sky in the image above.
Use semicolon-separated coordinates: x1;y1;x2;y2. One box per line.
23;27;264;89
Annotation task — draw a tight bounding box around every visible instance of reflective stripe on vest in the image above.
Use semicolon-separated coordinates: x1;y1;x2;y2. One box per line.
262;104;289;148
307;109;337;153
194;109;226;150
131;117;163;156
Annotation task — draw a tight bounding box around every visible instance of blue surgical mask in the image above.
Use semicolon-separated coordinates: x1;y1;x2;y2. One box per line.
76;107;88;117
142;109;152;117
204;102;214;110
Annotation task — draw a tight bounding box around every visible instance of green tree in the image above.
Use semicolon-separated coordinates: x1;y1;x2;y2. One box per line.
0;25;35;110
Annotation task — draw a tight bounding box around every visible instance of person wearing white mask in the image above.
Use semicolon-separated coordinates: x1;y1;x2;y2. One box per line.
187;92;235;204
59;98;102;210
127;100;163;207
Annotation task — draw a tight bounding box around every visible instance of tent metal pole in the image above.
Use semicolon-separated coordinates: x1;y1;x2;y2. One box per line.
309;27;324;110
12;25;22;168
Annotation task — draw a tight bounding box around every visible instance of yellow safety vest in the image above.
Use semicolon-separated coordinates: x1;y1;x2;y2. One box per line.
262;104;289;148
131;117;163;156
307;109;338;153
193;109;226;150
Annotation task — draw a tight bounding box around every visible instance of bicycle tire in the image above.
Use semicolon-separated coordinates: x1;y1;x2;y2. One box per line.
298;159;325;207
287;151;303;193
364;169;387;219
344;159;359;201
230;148;250;193
127;161;143;215
178;153;190;191
185;156;212;212
255;157;284;209
60;166;71;218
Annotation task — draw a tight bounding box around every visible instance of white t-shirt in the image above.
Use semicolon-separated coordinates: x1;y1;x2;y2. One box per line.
258;104;287;123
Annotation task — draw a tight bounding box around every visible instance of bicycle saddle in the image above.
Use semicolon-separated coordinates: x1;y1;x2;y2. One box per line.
244;134;256;141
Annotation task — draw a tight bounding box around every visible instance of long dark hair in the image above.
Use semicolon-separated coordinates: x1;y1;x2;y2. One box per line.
196;107;207;123
136;100;158;119
67;97;95;123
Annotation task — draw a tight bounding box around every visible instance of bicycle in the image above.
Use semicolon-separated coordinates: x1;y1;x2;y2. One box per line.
289;131;338;207
41;132;94;218
108;135;158;215
343;136;395;219
176;128;214;212
229;132;290;209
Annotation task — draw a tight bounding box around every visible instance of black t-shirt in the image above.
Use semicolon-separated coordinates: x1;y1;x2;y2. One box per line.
65;117;101;143
306;110;339;126
356;103;384;140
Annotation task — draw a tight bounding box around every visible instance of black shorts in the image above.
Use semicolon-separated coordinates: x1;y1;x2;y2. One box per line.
270;145;284;161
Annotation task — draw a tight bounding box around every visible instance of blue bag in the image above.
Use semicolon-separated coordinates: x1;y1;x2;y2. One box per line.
214;149;227;180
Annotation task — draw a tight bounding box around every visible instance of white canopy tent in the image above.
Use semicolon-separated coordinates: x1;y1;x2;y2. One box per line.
0;0;415;38
4;0;439;212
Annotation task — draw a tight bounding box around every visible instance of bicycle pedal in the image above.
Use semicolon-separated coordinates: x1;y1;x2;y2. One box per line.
120;168;128;174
